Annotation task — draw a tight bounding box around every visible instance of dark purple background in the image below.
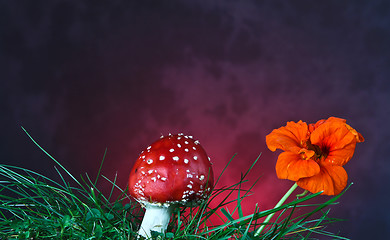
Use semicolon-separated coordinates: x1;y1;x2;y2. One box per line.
1;1;389;239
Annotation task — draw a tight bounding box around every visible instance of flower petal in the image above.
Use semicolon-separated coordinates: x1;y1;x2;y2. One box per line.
309;117;346;133
345;123;365;143
310;121;360;166
325;143;357;166
323;117;347;123
266;120;309;153
297;164;348;195
276;152;320;181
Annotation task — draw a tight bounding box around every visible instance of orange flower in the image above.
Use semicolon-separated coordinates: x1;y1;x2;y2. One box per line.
266;117;364;195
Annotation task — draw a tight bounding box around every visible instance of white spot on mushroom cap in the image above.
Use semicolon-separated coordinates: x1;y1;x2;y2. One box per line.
173;156;179;161
161;177;167;181
184;159;189;164
199;175;205;181
147;159;153;164
187;184;192;189
169;148;175;152
159;155;165;160
185;148;189;152
147;146;151;150
194;140;200;145
177;144;181;148
193;156;198;160
148;170;153;174
184;141;189;144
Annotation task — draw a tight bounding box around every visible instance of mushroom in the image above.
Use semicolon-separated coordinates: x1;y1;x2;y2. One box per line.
128;133;214;239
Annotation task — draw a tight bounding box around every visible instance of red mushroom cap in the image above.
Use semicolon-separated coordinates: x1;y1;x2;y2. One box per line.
128;133;214;206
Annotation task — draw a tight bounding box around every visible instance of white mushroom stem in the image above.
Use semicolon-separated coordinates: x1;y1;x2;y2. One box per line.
138;204;173;239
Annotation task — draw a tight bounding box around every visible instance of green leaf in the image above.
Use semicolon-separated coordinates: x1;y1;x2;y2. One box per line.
94;224;103;238
165;232;175;238
61;215;71;228
124;203;132;211
86;208;102;222
113;202;123;211
151;230;164;238
104;212;114;221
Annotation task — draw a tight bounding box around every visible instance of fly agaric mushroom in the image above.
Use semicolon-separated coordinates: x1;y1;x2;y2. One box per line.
128;133;214;239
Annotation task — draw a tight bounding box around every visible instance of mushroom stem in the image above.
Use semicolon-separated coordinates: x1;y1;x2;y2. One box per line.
138;204;173;239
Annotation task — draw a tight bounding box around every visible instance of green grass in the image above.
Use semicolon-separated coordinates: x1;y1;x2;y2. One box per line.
0;128;350;239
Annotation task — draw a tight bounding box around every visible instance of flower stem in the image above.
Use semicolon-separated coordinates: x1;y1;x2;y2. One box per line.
254;183;298;237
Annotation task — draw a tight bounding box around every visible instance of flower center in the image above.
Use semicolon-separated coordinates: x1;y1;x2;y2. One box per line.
306;140;329;161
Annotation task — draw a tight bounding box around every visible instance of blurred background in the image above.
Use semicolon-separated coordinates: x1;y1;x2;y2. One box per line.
1;1;389;239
